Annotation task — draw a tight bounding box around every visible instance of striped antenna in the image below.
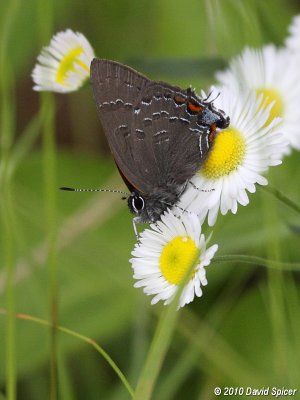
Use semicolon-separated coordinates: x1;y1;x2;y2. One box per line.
202;89;220;103
59;187;128;196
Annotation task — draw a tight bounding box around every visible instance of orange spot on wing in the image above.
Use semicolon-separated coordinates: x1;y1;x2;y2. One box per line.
187;101;203;113
209;123;217;142
174;95;186;104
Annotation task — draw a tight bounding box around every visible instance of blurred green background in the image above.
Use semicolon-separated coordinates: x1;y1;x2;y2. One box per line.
1;0;300;399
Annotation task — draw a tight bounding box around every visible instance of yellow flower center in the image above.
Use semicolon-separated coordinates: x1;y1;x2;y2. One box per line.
160;236;200;285
256;87;284;126
202;129;246;179
55;47;89;85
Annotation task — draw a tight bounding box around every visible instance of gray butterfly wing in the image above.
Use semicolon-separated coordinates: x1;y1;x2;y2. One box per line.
90;58;211;195
131;82;211;191
91;58;151;192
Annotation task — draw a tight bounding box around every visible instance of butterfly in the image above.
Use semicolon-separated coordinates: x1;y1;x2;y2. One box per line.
90;58;230;226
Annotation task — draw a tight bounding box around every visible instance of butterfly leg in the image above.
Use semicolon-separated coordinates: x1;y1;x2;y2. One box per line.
133;217;140;243
188;180;215;192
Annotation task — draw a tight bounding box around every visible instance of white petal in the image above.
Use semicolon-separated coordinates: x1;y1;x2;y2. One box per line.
32;29;95;93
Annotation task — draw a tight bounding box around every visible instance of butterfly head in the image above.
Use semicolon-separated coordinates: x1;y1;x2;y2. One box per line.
206;101;230;130
187;88;230;131
128;186;184;223
128;191;164;223
128;192;145;215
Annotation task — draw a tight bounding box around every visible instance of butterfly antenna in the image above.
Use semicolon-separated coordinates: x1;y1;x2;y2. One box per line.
202;90;212;102
59;186;128;196
210;91;220;103
203;89;220;103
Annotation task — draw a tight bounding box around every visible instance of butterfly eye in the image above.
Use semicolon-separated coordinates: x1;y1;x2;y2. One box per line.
208;103;230;129
132;194;145;213
217;114;230;129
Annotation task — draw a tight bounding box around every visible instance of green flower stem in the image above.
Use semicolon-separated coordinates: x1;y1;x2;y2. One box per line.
0;309;135;399
41;92;59;400
260;185;300;215
0;191;16;400
134;249;200;400
35;1;58;398
0;0;20;399
214;255;300;270
134;299;180;400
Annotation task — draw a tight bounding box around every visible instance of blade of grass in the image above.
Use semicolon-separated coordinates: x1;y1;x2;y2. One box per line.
262;194;288;381
282;274;300;386
0;0;20;398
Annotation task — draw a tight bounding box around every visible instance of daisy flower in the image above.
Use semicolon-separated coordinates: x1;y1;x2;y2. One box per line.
179;86;287;226
285;14;300;52
130;210;218;308
216;45;300;151
32;29;95;93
